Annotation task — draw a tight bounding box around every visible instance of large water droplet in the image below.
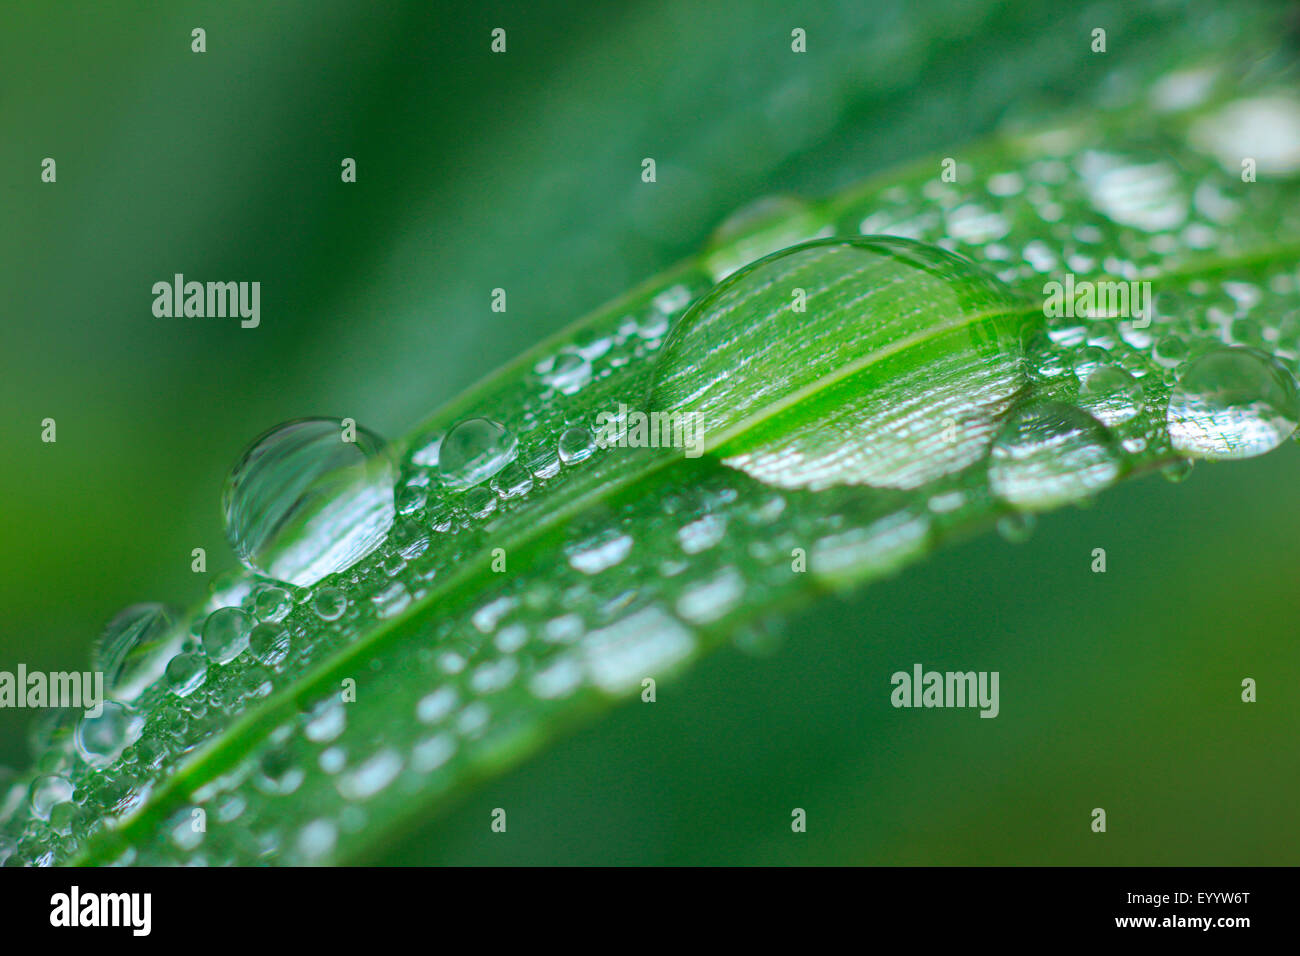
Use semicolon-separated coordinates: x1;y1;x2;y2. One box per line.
1165;347;1300;460
437;418;518;490
222;418;396;587
92;603;183;702
989;401;1121;509
648;237;1039;490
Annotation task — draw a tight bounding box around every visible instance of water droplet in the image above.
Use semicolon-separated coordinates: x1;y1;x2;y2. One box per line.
202;607;252;664
1166;347;1300;459
1189;96;1300;177
253;586;292;623
1161;459;1194;483
295;819;338;863
1078;366;1145;425
437;418;518;490
29;774;73;820
1153;334;1189;368
312;587;347;621
989;402;1121;510
1078;151;1187;232
995;512;1037;543
337;750;403;801
567;531;634;575
581;606;695;694
538;350;593;394
165;652;208;697
648;237;1038;490
75;702;143;768
249;623;291;666
557;426;596;464
92;603;183;702
222;418;396;587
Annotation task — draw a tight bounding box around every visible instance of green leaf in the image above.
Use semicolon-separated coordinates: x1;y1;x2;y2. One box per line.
4;0;1300;867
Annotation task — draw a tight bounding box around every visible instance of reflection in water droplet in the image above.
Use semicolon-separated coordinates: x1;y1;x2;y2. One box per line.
649;237;1039;490
437;418;518;490
202;607;252;664
165;652;208;697
1166;347;1300;459
253;586;292;623
312;587;347;621
75;703;143;768
557;426;595;464
29;774;73;820
93;603;183;703
989;402;1120;509
537;350;593;394
249;623;291;666
1078;366;1145;425
222;418;396;587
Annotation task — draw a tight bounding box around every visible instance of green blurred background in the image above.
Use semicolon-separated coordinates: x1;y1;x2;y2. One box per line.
2;0;1295;863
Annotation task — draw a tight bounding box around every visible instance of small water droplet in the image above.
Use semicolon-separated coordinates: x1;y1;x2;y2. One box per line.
75;702;143;768
312;586;348;621
1078;366;1145;425
557;426;596;464
201;607;252;664
222;418;396;587
253;586;293;623
249;623;291;666
567;531;634;575
164;652;208;697
989;401;1121;510
538;350;593;394
437;418;518;490
29;774;73;820
337;750;403;801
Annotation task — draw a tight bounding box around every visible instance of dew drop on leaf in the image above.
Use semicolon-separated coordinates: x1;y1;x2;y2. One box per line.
75;702;143;768
222;418;396;587
29;775;73;821
437;418;518;490
1165;347;1300;459
201;607;252;664
648;237;1040;490
164;652;208;697
988;401;1120;510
